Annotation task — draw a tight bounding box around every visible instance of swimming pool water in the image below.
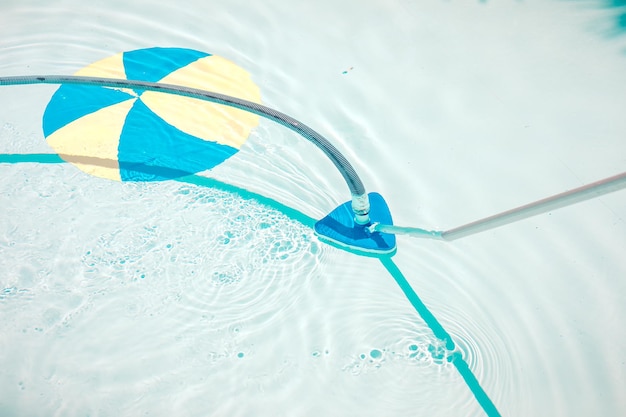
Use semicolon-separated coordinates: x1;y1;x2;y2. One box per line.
1;1;626;416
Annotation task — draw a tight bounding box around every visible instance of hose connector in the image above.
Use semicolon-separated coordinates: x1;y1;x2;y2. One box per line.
351;193;371;225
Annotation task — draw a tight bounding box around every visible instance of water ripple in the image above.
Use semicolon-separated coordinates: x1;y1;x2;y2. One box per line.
2;0;626;416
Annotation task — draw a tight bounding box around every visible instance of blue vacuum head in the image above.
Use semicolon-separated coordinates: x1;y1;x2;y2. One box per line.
314;192;396;256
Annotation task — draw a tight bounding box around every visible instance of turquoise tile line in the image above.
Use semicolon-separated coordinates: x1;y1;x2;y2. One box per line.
380;256;501;417
0;153;316;229
0;153;65;163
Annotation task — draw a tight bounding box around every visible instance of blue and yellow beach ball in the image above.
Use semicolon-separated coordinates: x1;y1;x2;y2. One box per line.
42;47;261;181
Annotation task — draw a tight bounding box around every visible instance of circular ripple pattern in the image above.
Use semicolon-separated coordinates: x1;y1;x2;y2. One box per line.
79;182;322;330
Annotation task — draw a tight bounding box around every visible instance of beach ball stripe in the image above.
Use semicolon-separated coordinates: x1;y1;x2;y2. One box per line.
123;48;209;84
42;47;261;181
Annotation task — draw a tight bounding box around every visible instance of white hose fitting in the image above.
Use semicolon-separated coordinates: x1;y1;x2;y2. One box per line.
351;193;371;225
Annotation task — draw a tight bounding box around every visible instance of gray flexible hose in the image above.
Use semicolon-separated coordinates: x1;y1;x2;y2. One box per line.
0;75;369;217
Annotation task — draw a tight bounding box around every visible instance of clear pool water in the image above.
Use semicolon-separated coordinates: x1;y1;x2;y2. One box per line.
1;1;626;416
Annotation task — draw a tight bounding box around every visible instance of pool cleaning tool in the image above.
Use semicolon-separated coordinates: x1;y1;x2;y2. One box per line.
0;74;395;255
2;75;624;255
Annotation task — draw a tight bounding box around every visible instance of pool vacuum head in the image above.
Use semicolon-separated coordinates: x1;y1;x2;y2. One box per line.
315;192;396;257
